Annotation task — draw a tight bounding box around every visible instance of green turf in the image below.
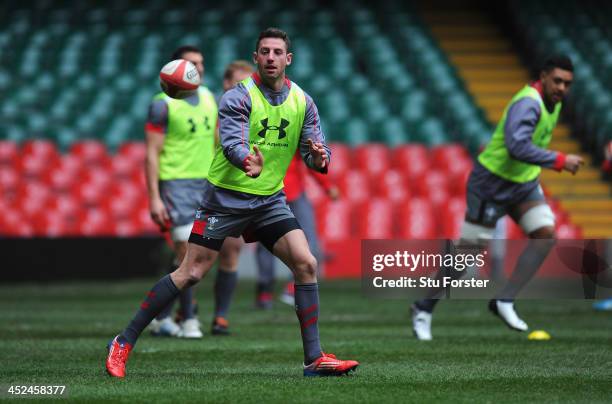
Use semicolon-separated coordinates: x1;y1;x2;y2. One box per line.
1;279;611;403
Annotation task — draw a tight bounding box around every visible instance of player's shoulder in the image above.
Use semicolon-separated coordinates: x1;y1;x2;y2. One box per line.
219;83;251;109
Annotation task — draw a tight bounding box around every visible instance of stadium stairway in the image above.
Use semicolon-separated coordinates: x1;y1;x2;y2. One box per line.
419;1;612;238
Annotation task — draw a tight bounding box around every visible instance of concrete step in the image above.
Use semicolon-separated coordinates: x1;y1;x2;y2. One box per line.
459;68;529;81
450;54;522;67
582;226;612;238
542;169;601;181
545;182;611;197
560;199;612;211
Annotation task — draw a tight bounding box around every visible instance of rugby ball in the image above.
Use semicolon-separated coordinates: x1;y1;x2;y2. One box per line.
159;59;200;99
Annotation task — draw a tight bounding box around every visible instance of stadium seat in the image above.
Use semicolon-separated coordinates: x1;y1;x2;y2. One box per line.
318;200;351;242
353;143;391;178
392;144;430;182
356;198;394;239
118;142;146;162
337;170;370;205
0;141;18;165
378;169;410;205
70;140;110;165
397;197;436;239
20;139;59;161
0;166;19;194
439;197;466;239
328;143;351;179
303;174;327;206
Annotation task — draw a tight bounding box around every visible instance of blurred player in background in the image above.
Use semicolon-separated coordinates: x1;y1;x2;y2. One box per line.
256;152;339;309
411;55;584;340
106;28;358;378
593;140;612;311
144;46;241;339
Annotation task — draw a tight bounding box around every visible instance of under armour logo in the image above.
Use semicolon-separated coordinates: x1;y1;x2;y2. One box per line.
257;118;290;139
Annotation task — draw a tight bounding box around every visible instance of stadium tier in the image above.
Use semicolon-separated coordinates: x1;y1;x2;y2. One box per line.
0;140;582;241
0;0;601;240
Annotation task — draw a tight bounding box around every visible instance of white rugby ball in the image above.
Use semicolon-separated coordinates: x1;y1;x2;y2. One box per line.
159;59;200;99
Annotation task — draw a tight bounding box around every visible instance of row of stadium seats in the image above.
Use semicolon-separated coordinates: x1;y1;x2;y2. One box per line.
1;0;490;152
509;0;612;163
0;140;581;239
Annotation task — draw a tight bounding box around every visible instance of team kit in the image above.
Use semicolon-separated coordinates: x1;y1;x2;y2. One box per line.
105;28;581;377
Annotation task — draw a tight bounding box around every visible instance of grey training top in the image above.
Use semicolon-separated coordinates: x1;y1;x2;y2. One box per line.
469;97;560;204
200;76;330;213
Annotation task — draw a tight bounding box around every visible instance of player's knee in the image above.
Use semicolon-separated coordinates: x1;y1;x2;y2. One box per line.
295;254;318;279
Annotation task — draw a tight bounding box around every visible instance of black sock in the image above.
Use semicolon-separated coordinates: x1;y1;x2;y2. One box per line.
295;283;323;364
179;287;195;320
497;239;554;300
214;269;237;318
415;299;439;313
119;275;180;346
155;264;179;321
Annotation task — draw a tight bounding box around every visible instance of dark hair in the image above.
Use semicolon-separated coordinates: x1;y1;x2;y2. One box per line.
171;45;202;61
542;55;573;73
223;60;254;81
255;27;291;52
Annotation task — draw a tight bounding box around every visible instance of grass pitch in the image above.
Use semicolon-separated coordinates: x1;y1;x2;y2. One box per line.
1;279;611;403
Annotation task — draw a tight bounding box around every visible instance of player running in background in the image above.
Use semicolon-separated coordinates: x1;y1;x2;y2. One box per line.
106;28;358;377
256;152;339;309
593;140;612;311
411;55;584;340
144;46;241;339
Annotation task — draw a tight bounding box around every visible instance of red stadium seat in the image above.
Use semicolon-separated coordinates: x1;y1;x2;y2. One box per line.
21;140;59;161
303;174;327;206
44;167;78;191
110;154;140;179
0;141;18;165
397;197;436;239
413;169;450;207
118;142;146;163
80;167;113;190
72;181;108;207
15;181;51;218
392;144;430;182
136;206;161;235
318;200;351;242
49;194;81;218
430;144;469;171
76;208;112;236
33;214;74;237
112;218;142;237
0;208;34;237
328;143;351;179
353;143;391;178
356;198;393;239
439;197;466;239
378;169;410;205
0;166;19;194
17;153;55;178
70;140;110;165
337;170;370;205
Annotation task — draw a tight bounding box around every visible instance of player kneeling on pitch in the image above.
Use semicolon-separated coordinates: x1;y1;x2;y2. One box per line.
411;55;583;341
106;28;358;377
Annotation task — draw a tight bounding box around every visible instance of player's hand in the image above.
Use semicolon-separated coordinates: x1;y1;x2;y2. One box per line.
307;139;329;169
150;197;170;231
245;145;264;178
564;154;584;175
327;186;340;200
